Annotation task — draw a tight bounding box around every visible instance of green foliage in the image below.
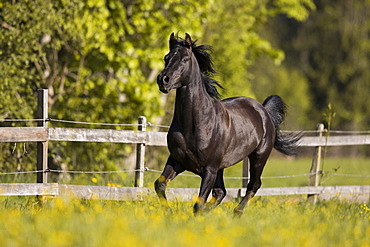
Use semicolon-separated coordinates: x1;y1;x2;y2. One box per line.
265;0;370;130
202;0;314;98
203;0;280;98
0;0;320;178
272;0;316;21
0;0;57;120
0;0;211;175
251;58;312;129
323;104;336;133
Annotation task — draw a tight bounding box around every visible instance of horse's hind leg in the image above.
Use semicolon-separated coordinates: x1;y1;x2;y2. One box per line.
206;169;227;210
234;151;269;216
154;156;184;206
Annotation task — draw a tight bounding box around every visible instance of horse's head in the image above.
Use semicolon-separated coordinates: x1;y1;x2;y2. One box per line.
157;33;196;93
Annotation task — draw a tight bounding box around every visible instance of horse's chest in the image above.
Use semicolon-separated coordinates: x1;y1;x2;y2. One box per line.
167;131;205;173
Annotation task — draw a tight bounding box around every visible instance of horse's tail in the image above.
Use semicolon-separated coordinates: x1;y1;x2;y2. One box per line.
262;95;301;156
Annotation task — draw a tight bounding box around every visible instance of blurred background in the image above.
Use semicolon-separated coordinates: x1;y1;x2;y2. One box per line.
0;0;368;185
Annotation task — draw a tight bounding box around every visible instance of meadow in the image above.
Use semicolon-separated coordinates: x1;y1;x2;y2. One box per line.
142;157;370;189
1;157;368;189
0;157;368;246
0;196;369;247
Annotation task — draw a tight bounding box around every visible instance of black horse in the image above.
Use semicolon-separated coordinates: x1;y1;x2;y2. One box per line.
155;33;300;216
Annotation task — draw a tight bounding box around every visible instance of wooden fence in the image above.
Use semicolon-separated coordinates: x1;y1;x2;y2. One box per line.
0;89;369;202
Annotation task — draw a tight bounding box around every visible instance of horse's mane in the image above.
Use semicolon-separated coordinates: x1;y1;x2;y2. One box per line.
170;36;223;100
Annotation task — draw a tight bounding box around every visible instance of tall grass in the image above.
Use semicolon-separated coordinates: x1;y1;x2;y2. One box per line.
0;196;368;247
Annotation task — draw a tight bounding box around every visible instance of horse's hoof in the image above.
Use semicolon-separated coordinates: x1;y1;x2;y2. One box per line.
233;208;243;218
193;208;202;216
193;203;205;216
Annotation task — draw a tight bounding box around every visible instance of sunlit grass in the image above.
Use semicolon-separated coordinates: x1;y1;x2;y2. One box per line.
1;157;368;189
0;196;368;247
144;157;370;188
1;157;368;246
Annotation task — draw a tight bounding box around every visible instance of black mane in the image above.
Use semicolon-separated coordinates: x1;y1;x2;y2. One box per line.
170;36;223;100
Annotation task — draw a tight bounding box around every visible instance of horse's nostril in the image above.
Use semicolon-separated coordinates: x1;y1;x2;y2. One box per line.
163;75;169;83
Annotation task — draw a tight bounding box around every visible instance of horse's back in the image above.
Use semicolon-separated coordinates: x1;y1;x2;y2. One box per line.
221;96;270;124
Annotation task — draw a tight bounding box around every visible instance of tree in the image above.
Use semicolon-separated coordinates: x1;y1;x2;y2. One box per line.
251;58;312;129
0;0;316;183
0;0;211;181
265;0;370;130
202;0;315;99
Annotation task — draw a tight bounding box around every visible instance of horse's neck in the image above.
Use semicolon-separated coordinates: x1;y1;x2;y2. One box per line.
174;76;214;132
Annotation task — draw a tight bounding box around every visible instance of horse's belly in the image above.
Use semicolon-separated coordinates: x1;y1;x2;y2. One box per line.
220;138;259;169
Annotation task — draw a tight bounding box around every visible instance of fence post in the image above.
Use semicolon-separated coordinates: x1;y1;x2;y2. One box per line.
135;116;146;187
307;123;325;203
237;158;250;199
242;158;250;188
37;89;49;184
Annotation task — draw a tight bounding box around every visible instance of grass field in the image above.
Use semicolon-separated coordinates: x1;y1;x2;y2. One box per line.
0;157;369;246
1;157;368;190
143;157;370;189
0;196;369;247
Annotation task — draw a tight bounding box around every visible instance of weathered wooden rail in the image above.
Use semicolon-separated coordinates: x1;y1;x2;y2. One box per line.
0;89;369;202
0;183;369;203
2;126;368;146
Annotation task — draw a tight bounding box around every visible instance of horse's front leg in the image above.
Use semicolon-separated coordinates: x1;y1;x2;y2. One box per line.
206;169;226;211
154;156;184;206
194;168;217;215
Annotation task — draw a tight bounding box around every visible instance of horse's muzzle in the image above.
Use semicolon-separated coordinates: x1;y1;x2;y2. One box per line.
157;74;170;93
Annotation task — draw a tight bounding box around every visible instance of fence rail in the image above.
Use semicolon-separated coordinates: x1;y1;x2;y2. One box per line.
0;89;369;202
0;183;368;202
1;126;369;147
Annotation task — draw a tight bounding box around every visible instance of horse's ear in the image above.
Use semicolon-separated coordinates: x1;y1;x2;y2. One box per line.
185;33;192;49
169;33;176;49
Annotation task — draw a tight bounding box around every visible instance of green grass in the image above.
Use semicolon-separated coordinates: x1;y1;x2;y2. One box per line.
0;157;368;246
0;196;368;247
144;157;370;189
1;157;368;189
